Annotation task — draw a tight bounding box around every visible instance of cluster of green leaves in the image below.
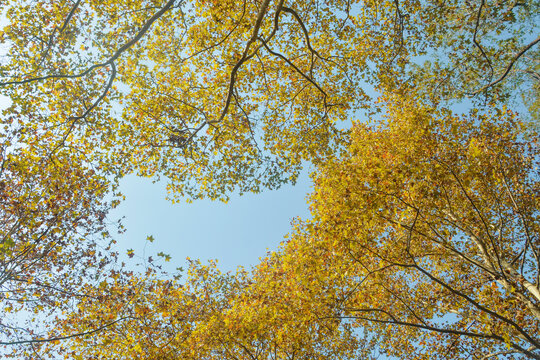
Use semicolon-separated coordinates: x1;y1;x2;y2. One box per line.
0;0;539;358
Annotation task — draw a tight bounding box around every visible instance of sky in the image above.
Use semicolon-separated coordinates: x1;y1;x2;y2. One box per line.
110;170;313;273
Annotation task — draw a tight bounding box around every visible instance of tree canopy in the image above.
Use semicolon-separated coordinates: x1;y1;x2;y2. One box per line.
0;0;539;358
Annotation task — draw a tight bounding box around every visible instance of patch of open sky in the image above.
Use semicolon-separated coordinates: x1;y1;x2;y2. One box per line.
110;166;312;273
108;67;316;273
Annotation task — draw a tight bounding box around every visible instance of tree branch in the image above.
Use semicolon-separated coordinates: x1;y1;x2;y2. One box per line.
0;317;132;346
0;0;176;87
473;35;540;94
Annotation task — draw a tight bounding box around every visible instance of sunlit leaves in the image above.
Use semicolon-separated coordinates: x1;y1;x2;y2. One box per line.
55;258;373;359
301;92;540;358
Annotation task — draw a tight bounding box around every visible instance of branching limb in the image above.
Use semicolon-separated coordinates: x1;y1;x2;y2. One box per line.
339;311;540;359
0;0;176;87
257;37;328;108
473;35;540;95
49;62;116;156
36;0;83;69
386;0;405;67
412;260;540;349
0;317;133;346
472;0;494;82
208;0;282;127
500;170;540;276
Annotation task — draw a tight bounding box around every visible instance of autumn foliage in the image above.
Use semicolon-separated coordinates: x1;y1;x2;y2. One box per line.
0;0;539;358
306;94;540;358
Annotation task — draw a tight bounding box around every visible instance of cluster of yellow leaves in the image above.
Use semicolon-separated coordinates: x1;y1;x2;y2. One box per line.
302;91;540;358
51;258;371;360
2;0;536;200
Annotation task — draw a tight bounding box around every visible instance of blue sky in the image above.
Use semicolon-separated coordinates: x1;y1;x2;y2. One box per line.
111;170;313;273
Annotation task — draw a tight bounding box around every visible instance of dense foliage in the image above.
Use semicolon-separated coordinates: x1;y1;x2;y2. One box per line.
0;0;538;358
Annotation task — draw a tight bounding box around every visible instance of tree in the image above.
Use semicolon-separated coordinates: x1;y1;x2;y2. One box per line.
49;259;373;359
46;94;540;358
0;0;539;358
0;140;119;355
299;92;540;358
1;0;537;200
